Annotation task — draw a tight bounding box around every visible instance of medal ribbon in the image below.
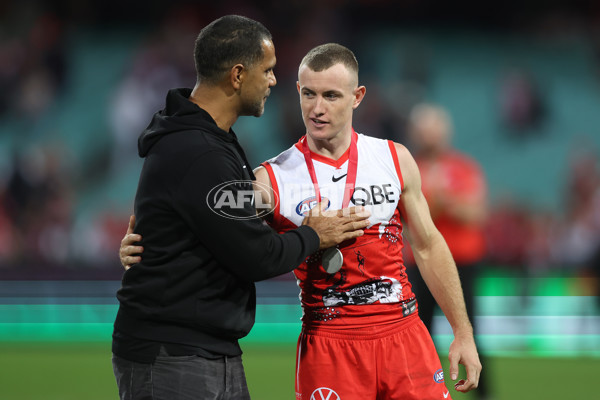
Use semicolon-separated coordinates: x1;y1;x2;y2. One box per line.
301;130;358;209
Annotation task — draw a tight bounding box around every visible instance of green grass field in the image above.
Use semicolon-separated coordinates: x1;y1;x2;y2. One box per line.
1;275;597;398
0;342;597;400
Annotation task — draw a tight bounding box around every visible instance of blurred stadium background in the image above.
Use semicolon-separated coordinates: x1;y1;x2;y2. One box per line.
0;0;599;399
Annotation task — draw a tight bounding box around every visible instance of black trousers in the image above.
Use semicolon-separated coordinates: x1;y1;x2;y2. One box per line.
112;347;251;400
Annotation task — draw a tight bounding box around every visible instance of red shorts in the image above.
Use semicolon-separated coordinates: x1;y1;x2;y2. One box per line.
295;314;451;400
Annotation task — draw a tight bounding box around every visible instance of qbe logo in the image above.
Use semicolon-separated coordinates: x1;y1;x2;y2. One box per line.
206;180;278;220
433;368;445;383
310;387;340;400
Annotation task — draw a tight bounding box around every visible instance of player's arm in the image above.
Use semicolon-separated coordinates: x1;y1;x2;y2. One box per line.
393;142;481;393
253;165;276;216
118;165;370;270
119;169;276;270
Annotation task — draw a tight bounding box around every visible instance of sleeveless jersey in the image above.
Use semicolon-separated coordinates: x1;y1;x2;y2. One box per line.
262;131;417;328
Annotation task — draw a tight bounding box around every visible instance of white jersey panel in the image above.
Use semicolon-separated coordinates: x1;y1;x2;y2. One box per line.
266;133;402;226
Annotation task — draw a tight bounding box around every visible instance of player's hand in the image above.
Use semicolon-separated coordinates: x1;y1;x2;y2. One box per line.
119;215;143;270
302;203;370;249
448;332;482;393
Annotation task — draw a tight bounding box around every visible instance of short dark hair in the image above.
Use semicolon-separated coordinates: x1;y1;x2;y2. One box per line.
193;15;272;84
300;43;358;75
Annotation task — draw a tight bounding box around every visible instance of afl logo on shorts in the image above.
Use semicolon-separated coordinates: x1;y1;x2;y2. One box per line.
296;196;330;216
433;368;445;383
310;387;341;400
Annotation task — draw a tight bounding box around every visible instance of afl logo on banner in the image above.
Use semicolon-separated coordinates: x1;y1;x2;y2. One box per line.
296;196;330;216
433;368;445;383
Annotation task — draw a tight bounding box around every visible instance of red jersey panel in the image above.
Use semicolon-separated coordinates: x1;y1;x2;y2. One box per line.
263;132;416;328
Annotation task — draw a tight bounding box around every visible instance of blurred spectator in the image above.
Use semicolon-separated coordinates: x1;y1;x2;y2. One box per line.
70;208;130;268
17;13;67;117
525;209;559;273
0;186;17;264
0;10;67;120
558;145;600;303
403;103;492;400
108;7;199;172
354;81;399;140
0;38;25;116
485;196;559;305
559;147;600;267
498;68;546;135
485;195;531;268
3;144;74;267
270;3;353;146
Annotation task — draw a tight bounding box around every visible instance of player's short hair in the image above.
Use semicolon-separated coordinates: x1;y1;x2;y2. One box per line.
194;15;272;84
300;43;359;76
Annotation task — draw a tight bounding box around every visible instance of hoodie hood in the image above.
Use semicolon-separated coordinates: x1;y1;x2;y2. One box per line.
138;88;235;157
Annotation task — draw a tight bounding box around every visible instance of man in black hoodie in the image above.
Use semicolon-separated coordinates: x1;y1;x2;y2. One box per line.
112;15;370;400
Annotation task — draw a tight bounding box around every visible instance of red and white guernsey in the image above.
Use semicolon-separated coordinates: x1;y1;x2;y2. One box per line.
262;131;417;328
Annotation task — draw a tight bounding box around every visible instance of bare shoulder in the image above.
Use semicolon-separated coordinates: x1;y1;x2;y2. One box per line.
390;142;420;192
391;141;409;154
253;165;271;186
253;165;275;210
391;142;414;164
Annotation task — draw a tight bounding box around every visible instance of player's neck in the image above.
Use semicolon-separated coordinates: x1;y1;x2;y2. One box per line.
306;130;352;161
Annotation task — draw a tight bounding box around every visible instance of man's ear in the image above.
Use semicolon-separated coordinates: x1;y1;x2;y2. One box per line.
352;85;366;109
231;64;245;90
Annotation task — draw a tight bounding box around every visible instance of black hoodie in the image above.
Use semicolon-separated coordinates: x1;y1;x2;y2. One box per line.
113;88;319;361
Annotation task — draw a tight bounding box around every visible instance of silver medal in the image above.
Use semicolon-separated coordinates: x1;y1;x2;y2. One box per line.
322;247;343;274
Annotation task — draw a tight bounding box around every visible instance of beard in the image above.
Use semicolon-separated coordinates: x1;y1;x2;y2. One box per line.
241;96;266;117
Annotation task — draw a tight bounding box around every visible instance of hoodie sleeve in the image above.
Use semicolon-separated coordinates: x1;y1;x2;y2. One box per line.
172;149;320;282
